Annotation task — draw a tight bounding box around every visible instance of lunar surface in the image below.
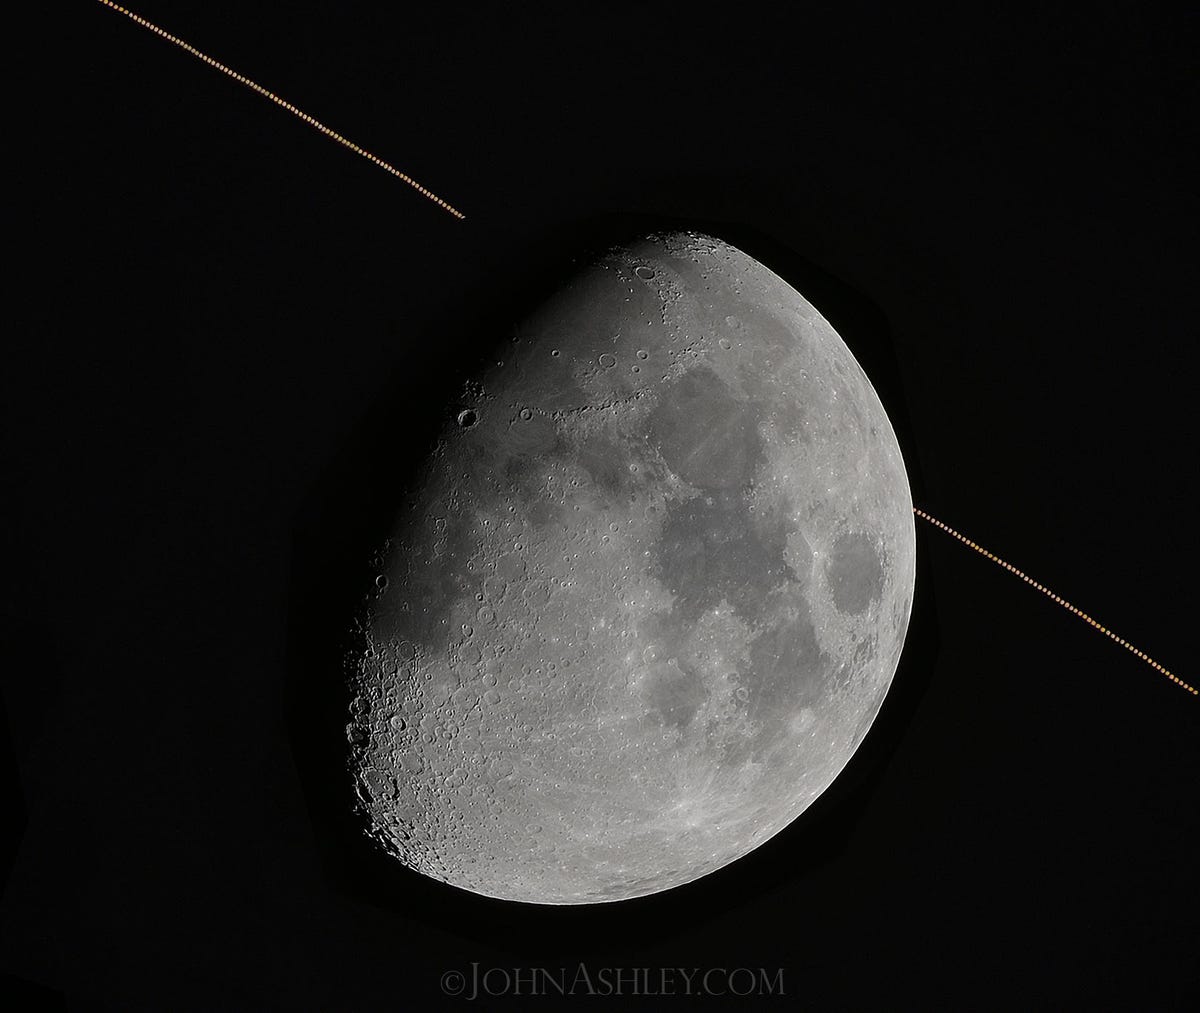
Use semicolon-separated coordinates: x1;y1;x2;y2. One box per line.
346;231;916;904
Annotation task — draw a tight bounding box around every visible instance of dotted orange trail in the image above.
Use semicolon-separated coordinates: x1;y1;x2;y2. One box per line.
94;0;465;220
92;3;1190;699
913;508;1196;696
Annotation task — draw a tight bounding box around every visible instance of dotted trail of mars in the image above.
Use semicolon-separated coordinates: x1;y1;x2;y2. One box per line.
94;0;465;219
913;509;1194;696
98;0;1191;698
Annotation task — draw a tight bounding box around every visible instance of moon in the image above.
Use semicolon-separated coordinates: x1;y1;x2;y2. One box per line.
345;230;916;904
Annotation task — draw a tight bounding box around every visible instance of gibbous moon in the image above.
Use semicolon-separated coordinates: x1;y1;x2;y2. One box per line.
346;231;916;904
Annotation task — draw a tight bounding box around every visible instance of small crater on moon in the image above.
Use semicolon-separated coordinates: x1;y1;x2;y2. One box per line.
456;409;478;428
634;266;656;280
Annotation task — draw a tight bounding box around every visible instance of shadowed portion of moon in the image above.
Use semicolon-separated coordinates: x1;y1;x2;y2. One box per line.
345;230;916;904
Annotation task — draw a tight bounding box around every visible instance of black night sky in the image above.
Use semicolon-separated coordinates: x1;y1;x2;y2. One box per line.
4;2;1197;1009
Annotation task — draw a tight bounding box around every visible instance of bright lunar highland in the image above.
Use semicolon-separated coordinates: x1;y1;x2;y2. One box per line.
346;230;916;904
